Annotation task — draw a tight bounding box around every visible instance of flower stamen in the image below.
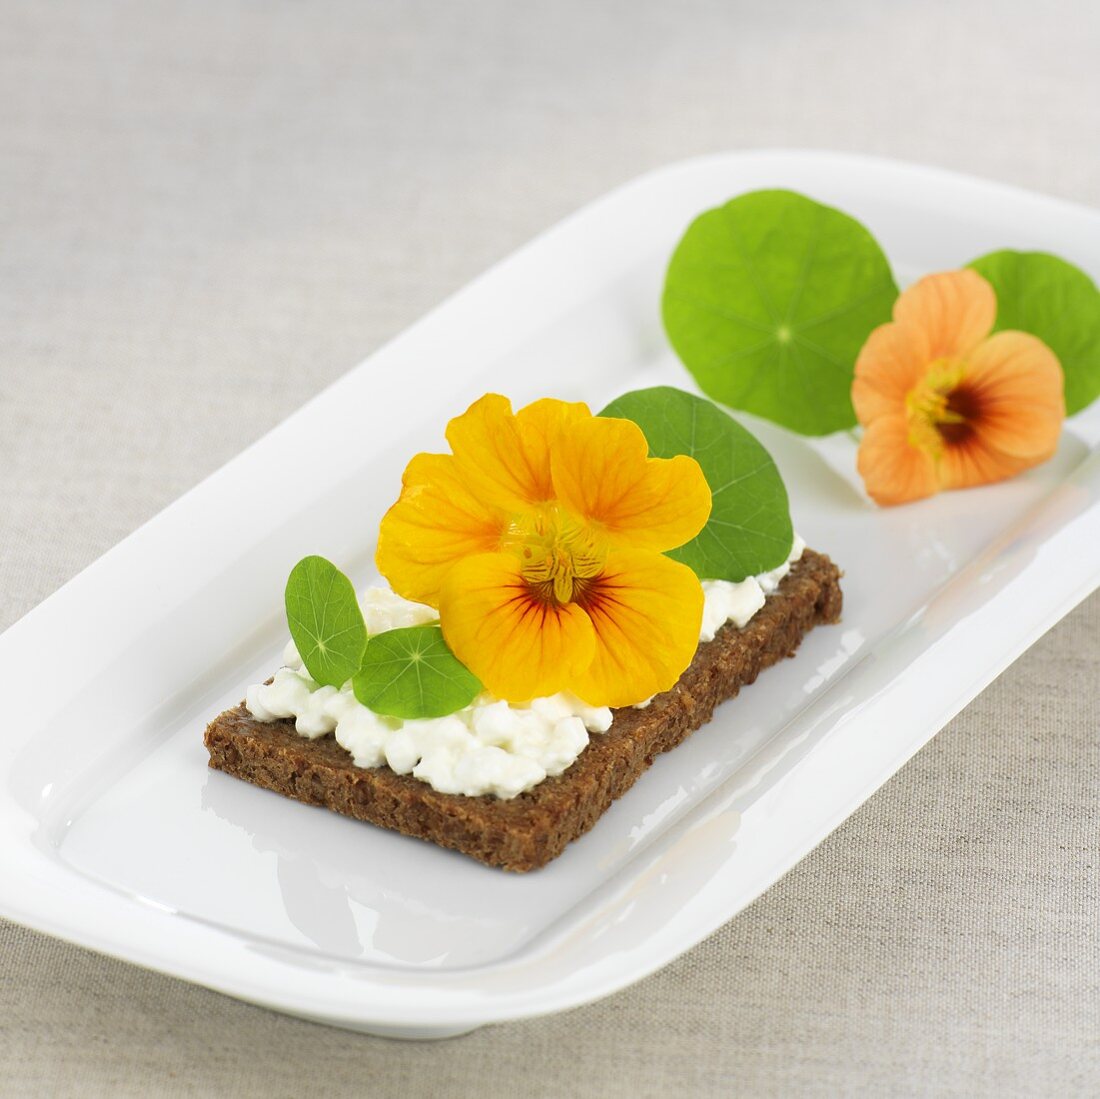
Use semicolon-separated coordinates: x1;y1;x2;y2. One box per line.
905;359;973;456
501;503;608;606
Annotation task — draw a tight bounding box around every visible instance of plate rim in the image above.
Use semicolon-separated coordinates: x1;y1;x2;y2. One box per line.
2;148;1098;1034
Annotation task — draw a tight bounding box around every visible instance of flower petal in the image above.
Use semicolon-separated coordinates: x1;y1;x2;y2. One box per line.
893;269;996;359
937;332;1064;492
856;413;938;506
851;320;931;424
376;453;505;607
963;331;1065;459
936;434;1032;490
551;414;711;553
438;553;596;702
515;396;591;449
446;393;578;513
571;549;703;707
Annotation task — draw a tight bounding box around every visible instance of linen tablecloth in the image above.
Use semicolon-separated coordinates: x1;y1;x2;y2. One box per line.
2;1;1097;1093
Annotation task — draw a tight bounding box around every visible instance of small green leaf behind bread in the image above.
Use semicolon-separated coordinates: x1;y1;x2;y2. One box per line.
601;386;793;581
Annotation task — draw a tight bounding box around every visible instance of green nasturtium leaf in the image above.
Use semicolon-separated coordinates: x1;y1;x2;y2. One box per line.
662;189;898;436
353;625;482;720
284;556;368;688
968;250;1100;415
600;386;793;581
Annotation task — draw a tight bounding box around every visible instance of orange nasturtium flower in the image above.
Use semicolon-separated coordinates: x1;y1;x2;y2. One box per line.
852;269;1065;506
376;394;712;707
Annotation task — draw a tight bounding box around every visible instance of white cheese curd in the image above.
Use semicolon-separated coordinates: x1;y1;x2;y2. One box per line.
756;533;806;594
247;666;610;799
247;588;614;799
358;585;439;635
698;534;805;641
245;536;804;799
699;578;765;641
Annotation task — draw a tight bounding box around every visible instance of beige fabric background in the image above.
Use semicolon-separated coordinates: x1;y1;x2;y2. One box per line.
1;1;1098;1094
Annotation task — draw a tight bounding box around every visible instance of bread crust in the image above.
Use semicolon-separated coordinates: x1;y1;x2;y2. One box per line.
203;549;842;871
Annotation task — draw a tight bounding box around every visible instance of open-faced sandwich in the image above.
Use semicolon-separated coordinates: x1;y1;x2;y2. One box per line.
204;386;842;870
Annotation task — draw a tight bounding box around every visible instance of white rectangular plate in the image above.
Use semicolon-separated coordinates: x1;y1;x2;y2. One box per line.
2;151;1098;1039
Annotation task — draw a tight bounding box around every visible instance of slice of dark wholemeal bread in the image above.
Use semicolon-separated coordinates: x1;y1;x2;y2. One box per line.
204;549;842;872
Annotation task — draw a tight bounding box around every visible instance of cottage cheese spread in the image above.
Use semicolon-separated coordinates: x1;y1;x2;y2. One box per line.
245;538;805;799
699;533;805;641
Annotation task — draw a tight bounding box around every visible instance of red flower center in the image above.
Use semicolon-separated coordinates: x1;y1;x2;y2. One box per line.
939;384;982;445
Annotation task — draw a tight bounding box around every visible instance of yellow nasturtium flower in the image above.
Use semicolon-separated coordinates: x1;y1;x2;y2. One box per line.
376;394;712;707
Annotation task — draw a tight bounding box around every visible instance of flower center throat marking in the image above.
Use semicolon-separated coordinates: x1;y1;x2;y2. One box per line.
502;503;608;607
906;359;979;454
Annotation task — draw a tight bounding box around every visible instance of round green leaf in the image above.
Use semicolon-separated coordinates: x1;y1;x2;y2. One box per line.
600;386;793;581
969;250;1100;415
662;189;898;435
353;625;482;720
284;556;367;688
